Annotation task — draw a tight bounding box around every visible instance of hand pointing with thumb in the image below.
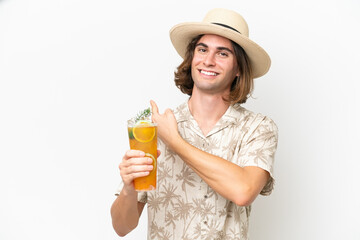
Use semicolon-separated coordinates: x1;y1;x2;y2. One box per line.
150;100;180;149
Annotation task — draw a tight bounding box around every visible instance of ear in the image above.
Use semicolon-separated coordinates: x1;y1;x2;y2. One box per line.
235;65;241;77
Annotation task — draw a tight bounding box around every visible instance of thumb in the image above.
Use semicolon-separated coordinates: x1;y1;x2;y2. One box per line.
150;100;159;115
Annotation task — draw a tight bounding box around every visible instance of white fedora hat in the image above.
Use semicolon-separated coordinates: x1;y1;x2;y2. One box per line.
169;8;271;78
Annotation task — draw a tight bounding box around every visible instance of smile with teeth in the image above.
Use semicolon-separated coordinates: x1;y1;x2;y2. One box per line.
200;70;218;76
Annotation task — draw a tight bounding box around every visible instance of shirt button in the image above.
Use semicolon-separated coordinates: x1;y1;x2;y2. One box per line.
203;221;207;224
204;195;208;199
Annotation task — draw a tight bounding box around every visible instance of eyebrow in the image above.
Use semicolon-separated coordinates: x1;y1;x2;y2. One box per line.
195;42;234;54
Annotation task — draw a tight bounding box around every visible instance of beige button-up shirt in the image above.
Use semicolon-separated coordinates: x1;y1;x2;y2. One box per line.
117;101;278;240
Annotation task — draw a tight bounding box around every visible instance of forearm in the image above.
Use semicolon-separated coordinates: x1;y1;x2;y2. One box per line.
172;137;266;206
149;100;269;205
110;188;142;237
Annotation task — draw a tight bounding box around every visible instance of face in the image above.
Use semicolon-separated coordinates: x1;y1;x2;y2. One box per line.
191;34;240;96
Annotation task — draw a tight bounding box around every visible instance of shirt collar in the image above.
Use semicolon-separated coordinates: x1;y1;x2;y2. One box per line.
173;101;189;123
221;102;244;123
174;100;245;137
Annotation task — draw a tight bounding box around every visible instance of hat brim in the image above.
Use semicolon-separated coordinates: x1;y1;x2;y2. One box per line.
170;22;271;78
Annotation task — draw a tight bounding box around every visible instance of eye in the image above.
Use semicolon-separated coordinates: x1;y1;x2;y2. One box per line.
218;51;229;57
196;47;207;53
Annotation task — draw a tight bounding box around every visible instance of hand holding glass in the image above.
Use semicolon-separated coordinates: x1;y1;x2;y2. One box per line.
127;121;157;191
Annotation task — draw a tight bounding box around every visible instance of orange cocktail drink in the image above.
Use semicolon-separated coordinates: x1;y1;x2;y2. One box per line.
127;121;157;191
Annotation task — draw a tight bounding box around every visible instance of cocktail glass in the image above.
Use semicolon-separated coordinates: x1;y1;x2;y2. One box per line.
127;120;157;191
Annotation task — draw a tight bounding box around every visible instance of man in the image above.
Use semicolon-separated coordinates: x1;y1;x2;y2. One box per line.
111;8;278;240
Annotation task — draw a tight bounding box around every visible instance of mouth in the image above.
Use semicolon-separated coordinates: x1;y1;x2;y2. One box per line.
199;69;219;76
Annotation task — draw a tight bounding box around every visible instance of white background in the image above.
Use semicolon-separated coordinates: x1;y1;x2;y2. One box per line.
1;0;359;239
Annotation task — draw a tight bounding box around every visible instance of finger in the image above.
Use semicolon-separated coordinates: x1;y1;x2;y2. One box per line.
121;156;153;169
164;108;174;115
128;171;150;179
122;163;153;174
157;149;161;158
120;157;153;175
120;165;152;183
123;150;145;160
150;100;159;115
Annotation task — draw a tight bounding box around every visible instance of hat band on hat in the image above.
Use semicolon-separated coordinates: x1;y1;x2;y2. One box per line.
211;22;241;34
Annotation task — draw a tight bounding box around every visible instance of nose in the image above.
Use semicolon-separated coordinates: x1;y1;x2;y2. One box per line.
203;52;216;67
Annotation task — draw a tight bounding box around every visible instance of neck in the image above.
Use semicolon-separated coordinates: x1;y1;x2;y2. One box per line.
188;89;230;136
